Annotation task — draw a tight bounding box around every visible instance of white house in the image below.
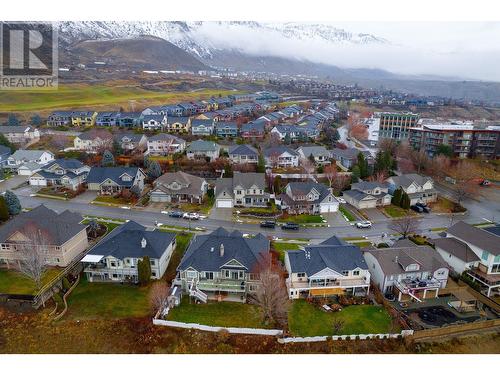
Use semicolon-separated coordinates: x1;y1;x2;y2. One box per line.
343;181;392;210
29;158;90;190
147;134;186;156
386;173;437;205
6;150;55;174
278;182;338;214
263;146;299;168
0;125;40;145
142;114;168;130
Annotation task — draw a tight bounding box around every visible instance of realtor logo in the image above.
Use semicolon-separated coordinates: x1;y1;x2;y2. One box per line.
0;22;58;90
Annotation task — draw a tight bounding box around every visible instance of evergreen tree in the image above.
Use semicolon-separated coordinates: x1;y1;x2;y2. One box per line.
6;114;19;126
137;256;152;285
436;144;453;157
147;160;162;180
0;197;9;222
391;187;402;207
143;155;150;169
284;133;291;145
3;190;21;215
113;140;123;156
256;154;266;173
101;150;115;167
0;167;4;181
357;152;369;179
223;163;233;178
351;165;360;183
30;114;42;127
401;191;411;210
0;133;16;152
273;175;282;194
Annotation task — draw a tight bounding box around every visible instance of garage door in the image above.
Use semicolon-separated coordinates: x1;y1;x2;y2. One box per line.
29;177;47;186
216;199;233;208
320;203;338;213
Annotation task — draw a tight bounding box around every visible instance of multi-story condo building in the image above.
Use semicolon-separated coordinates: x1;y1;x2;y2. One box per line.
378;112;420;141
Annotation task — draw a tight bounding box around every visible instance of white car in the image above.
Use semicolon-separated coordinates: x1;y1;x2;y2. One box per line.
183;212;200;220
337;197;346;204
356;221;372;229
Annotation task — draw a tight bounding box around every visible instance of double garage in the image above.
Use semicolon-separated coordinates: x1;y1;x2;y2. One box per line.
216;198;233;208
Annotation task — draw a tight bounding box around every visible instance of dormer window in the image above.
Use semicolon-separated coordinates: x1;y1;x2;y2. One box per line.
405;264;420;271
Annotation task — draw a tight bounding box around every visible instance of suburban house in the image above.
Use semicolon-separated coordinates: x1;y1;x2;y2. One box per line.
186;140;220;162
343;181;392;210
114;133;148;152
215;122;239;138
73;132;113;152
386;173;438;205
263;146;300;168
228;144;259;165
215;172;269;208
277;182;339;214
0;205;89;268
86;167;146;195
29;158;90;190
191;119;215;136
82;221;176;283
166;117;191;133
270;125;306;142
70;111;97;127
147;134;186;156
6;150;55;174
431;237;480;274
0;145;12;167
174;227;270;303
0;126;40;145
142;114;168;131
95;112;120;127
363;245;449;302
330;147;372;170
444;221;500;297
47;111;73;127
241;120;265;139
116;112;143;128
285;236;370;299
296;146;331;165
150;171;208;204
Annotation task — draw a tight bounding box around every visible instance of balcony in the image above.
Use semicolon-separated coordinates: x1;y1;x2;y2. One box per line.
394;278;442;294
467;267;500;287
197;279;247;292
287;278;369;290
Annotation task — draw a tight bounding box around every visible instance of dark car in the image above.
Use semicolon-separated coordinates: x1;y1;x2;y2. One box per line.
410;205;424;213
260;220;276;229
416;202;431;212
281;222;299;230
168;211;184;218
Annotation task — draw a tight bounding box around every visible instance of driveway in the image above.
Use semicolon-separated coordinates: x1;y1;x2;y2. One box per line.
322;211;346;226
362;208;388;222
0;175;29;192
71;191;98;204
209;207;234;222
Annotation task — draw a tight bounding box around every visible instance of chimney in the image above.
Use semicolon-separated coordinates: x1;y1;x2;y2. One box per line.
219;243;224;257
141;237;147;249
394;255;398;263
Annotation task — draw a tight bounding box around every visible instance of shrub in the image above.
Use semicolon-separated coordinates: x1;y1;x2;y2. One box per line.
377;242;389;248
52;292;63;306
62;277;71;291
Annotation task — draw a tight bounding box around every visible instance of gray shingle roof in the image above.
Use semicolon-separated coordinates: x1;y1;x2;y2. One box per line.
0;125;35;133
148;133;185;143
187;140;218;152
9;150;54;161
87;221;176;260
228;144;258;156
447;221;500;256
431;237;480;263
86;167;142;187
44;158;85;170
286;182;332;203
178;227;269;272
297;146;330;158
0;205;86;246
387;174;433;189
153;171;206;196
0;145;12;155
263;146;299;157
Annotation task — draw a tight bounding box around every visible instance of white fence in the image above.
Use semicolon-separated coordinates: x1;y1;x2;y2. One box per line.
277;330;414;344
152;318;284;336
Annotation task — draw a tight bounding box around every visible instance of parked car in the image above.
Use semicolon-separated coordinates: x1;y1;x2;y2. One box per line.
183;212;200;220
168;211;184;218
281;222;299;230
260;220;276;229
337;197;346;204
355;221;372;229
480;179;491;186
410;205;424;213
416;202;431;213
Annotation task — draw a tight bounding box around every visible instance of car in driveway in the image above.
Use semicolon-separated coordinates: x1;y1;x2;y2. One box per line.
411;205;424;213
281;222;299;230
416;202;431;213
166;211;184;218
337;197;346;204
183;212;200;220
355;221;372;229
260;220;276;229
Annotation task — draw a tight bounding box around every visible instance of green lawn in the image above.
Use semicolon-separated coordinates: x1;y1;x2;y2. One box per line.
0;268;62;295
383;205;412;218
168;300;267;328
81;219;121;234
347;241;373;248
178;196;214;214
288;300;394;337
339;206;356;221
65;278;151;320
272;241;302;262
278;214;323;224
162;232;193;281
93;196;133;205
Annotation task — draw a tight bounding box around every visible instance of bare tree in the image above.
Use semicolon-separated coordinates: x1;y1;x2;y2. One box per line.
332;317;345;335
331;173;350;193
324;164;338;188
248;254;290;328
300;157;315;178
17;223;51;290
448;160;480;204
389;216;420;239
369;170;388;183
149;281;171;314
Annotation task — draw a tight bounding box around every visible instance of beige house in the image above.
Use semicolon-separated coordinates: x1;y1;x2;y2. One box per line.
0;205;89;268
0;125;40;145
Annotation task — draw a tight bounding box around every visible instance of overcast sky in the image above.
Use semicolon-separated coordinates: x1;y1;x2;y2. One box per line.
192;22;500;81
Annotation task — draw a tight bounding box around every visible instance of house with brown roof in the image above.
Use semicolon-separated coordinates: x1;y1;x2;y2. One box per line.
150;171;208;204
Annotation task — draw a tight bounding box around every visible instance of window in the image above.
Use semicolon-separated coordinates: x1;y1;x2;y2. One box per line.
151;272;156;277
150;259;156;266
224;270;230;278
205;272;214;280
297;272;306;278
353;270;360;276
110;261;117;267
342;270;349;276
187;270;197;279
482;250;490;261
491;264;500;273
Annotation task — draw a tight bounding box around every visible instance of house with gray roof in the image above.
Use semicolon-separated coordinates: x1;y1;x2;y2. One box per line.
142;114;168;130
330;147;372;170
215;122;238;138
29;158;90;190
285;235;370;299
263;146;299;168
363;245;449;302
150;171;208;204
343;181;392;210
0;125;40;145
166;116;192;134
0;145;12;167
191;119;215;136
444;221;500;297
385;173;437;205
241;120;265;139
431;237;480;274
277;181;338;214
186;140;220;162
81;221;176;283
114;132;147;152
86;166;146;195
215;172;269;208
6;150;55;174
174;227;270;302
296;145;331;165
147;133;186;156
0;205;88;268
228;144;259;164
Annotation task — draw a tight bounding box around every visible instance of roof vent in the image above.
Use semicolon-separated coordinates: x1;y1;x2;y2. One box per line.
219;243;224;257
210;247;214;252
141;237;147;249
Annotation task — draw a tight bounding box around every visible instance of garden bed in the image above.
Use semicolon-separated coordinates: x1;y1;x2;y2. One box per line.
277;214;324;224
339;206;356;221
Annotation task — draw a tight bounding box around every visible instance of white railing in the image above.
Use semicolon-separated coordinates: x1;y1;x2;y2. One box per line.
189;280;208;303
